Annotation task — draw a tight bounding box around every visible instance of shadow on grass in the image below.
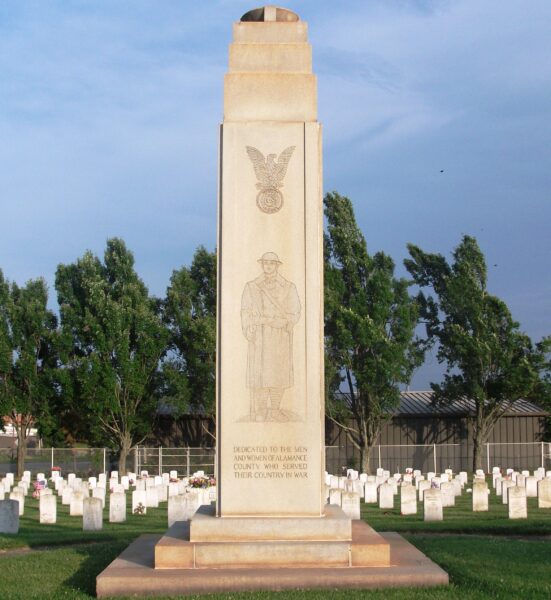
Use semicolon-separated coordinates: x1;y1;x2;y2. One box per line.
63;540;131;598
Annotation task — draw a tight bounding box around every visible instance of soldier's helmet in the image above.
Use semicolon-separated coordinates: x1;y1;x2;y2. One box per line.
258;252;282;264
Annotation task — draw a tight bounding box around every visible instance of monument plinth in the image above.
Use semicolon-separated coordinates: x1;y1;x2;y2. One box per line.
96;7;448;595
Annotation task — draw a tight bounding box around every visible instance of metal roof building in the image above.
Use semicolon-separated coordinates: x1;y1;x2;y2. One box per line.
326;391;548;474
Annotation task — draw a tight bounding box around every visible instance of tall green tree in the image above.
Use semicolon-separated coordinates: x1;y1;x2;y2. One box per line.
405;235;547;470
162;246;216;439
324;192;423;473
55;238;168;472
0;272;59;476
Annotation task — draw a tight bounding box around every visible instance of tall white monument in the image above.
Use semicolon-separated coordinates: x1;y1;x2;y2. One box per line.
217;4;324;517
97;8;449;595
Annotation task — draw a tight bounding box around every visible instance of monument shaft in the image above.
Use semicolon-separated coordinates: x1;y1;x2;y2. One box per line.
217;13;324;516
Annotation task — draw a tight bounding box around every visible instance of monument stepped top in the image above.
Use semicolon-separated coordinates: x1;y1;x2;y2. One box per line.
241;6;299;22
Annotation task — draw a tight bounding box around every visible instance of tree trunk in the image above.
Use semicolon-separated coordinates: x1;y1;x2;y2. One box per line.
16;430;27;479
361;443;373;475
118;434;133;474
472;432;484;473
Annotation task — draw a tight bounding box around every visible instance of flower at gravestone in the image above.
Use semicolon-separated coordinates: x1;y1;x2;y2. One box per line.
189;476;216;489
133;502;146;515
51;466;61;473
32;480;46;500
169;478;178;483
431;481;439;489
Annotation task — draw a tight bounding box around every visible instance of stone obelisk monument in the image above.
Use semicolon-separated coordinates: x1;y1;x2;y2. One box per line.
217;5;323;517
97;8;449;594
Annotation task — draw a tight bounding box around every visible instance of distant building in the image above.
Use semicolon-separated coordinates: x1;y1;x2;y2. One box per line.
152;391;548;473
326;391;548;473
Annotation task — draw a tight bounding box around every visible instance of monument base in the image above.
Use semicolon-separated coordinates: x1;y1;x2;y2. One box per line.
96;506;448;597
155;505;390;569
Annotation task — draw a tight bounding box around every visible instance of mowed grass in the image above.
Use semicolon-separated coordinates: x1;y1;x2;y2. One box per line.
0;494;169;550
0;480;550;599
361;479;551;535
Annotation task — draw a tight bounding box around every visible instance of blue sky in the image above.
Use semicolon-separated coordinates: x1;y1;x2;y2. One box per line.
1;1;550;388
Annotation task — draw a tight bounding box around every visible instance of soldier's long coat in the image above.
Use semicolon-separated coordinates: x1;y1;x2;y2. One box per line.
240;273;301;389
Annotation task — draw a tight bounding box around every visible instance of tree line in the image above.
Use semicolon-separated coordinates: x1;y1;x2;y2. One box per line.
1;193;549;475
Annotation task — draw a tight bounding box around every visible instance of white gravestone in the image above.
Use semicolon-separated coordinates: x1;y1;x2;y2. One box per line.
83;497;103;530
109;492;126;523
418;480;431;501
537;479;551;509
400;485;417;515
525;476;538;498
168;482;179;497
502;480;514;504
132;490;147;515
169;470;178;480
146;488;159;508
424;489;443;521
92;487;106;508
168;495;188;527
363;482;378;504
70;491;85;516
40;494;57;524
472;482;489;511
88;477;97;489
516;474;525;488
121;476;130;491
452;479;462;497
329;489;342;505
156;484;168;503
9;491;24;516
0;499;19;533
341;492;360;520
508;486;527;519
459;471;468;485
495;477;504;496
441;482;455;507
378;483;394;509
62;487;73;505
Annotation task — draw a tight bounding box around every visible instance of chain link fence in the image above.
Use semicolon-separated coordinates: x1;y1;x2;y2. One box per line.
0;447;106;476
325;441;551;475
1;442;549;476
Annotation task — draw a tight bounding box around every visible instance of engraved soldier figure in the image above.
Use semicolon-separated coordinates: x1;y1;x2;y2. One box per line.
241;253;301;422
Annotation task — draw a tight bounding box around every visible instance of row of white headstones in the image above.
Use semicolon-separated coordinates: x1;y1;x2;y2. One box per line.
325;466;551;521
0;469;216;535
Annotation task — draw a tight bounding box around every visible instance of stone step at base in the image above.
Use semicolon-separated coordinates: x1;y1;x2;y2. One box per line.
97;532;448;598
154;516;390;569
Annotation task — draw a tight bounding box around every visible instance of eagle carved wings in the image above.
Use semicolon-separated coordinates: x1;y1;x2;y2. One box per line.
246;146;296;190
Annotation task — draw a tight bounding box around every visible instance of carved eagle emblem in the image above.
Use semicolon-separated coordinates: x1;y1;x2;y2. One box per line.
246;146;295;214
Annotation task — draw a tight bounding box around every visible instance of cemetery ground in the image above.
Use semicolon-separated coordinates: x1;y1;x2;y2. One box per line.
0;484;550;600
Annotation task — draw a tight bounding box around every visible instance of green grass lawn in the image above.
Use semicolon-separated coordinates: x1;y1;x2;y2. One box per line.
1;485;550;599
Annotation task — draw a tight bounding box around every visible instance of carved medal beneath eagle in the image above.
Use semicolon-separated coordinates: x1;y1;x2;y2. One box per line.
246;145;295;214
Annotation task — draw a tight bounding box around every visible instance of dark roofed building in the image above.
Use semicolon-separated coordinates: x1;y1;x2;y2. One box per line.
325;391;548;474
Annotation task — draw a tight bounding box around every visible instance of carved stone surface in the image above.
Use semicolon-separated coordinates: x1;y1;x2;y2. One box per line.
240;252;301;422
246;146;295;213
